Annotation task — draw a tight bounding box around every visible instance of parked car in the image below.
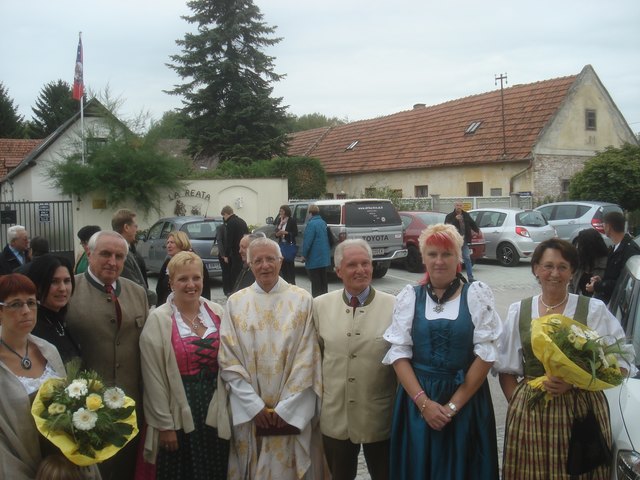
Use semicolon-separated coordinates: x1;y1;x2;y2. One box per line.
398;211;486;273
253;199;407;278
136;216;223;278
535;201;622;244
605;255;640;479
468;208;556;266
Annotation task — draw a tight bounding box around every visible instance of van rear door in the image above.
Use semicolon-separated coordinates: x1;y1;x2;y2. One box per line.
343;201;404;260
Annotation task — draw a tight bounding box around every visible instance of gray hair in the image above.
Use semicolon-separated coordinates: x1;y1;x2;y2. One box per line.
334;239;372;267
247;237;282;263
7;225;26;242
87;230;129;253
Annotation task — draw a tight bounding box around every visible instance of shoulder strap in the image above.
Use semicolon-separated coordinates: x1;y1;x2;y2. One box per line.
573;295;590;325
518;296;533;337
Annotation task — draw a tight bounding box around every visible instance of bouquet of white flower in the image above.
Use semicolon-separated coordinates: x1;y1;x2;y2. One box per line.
31;362;138;466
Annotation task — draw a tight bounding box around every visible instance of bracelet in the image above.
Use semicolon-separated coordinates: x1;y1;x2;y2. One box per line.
447;402;458;414
413;390;425;403
419;399;428;414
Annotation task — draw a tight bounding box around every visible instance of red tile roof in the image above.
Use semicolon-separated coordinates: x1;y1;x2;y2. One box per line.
287;74;578;175
0;139;44;177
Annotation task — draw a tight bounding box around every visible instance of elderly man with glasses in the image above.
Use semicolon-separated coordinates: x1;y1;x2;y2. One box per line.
218;237;324;479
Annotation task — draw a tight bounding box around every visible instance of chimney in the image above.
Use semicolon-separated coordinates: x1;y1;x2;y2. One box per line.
413;103;426;109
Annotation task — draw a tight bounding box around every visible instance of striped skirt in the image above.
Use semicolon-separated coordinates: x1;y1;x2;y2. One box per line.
502;382;612;480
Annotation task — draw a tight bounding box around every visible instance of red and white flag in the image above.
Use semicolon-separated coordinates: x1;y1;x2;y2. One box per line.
72;35;83;101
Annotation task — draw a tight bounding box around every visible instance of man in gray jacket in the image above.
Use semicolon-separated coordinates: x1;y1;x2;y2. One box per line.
112;208;157;306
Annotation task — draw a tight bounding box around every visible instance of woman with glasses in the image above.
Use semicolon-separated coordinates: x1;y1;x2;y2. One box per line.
26;255;81;365
0;274;86;479
497;239;636;479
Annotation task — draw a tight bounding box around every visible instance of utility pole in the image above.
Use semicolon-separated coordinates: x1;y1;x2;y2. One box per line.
495;73;508;158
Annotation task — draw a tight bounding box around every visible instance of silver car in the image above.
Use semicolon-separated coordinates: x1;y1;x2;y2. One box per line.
468;208;556;267
136;216;223;278
606;255;640;479
535;201;622;244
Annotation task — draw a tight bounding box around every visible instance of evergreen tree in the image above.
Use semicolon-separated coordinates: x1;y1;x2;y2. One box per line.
0;82;25;137
29;80;78;138
167;0;288;162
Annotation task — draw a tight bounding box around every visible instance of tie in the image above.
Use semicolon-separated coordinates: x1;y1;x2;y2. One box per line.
350;296;359;316
105;284;122;329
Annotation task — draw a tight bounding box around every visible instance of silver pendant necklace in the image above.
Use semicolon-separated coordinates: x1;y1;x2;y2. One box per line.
183;312;204;331
0;338;32;370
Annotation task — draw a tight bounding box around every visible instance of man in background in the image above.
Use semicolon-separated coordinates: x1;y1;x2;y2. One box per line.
586;211;640;304
220;205;249;292
445;201;479;282
0;225;30;274
112;208;157;306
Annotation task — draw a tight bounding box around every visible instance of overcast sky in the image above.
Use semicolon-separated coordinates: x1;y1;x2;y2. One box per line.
2;0;639;133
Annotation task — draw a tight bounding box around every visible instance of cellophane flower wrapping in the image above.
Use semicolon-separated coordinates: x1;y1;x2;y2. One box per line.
31;364;138;466
527;314;628;406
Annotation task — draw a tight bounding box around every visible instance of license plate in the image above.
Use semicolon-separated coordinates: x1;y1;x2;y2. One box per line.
371;248;384;256
206;263;221;272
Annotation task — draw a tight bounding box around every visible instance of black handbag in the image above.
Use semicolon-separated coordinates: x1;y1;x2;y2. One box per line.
566;395;612;475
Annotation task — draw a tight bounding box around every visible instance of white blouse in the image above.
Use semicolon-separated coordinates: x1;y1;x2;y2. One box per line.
382;281;502;365
168;293;218;339
494;294;637;377
16;362;59;395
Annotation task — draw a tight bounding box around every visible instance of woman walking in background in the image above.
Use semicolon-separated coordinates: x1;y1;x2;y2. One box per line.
274;204;298;284
569;228;608;296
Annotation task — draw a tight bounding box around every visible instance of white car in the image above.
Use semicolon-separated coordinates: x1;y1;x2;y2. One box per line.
605;255;640;479
468;208;556;267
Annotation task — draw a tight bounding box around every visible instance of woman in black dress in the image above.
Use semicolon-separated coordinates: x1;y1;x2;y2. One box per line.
26;255;81;365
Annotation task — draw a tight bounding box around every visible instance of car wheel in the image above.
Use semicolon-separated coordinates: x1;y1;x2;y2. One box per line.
405;245;425;273
372;262;389;278
497;243;520;267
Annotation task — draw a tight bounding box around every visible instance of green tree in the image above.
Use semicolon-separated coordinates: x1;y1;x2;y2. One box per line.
569;143;640;211
28;80;78;138
167;0;288;162
285;112;346;132
48;129;189;215
0;82;25;137
146;110;190;140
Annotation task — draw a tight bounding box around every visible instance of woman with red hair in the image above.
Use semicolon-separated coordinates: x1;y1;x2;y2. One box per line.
382;223;501;479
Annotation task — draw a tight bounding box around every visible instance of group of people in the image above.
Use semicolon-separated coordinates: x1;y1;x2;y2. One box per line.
0;204;637;480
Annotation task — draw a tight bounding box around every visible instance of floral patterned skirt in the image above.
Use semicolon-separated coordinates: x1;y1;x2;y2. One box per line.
502;382;611;480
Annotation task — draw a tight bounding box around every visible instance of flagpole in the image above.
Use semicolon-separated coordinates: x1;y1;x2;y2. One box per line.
79;32;85;164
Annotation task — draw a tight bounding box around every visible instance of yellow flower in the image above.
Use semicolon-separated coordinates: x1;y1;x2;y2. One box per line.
39;378;64;400
89;380;103;392
85;394;103;411
48;402;66;415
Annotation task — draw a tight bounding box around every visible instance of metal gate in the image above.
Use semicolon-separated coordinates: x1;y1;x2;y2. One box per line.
0;201;74;262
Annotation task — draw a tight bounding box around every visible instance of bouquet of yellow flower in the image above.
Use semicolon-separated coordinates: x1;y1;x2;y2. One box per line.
527;314;628;407
31;362;138;466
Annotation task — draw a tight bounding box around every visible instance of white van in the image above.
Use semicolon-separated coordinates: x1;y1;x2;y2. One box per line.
255;199;407;278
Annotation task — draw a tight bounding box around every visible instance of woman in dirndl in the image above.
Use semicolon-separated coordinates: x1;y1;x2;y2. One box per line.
497;238;636;479
139;251;229;479
382;223;501;479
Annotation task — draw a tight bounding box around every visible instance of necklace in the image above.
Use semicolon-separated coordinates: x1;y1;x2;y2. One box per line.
0;338;32;370
426;276;461;313
540;293;568;314
183;312;204;331
44;315;65;337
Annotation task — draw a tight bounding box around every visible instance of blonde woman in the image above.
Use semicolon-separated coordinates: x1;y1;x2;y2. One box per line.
140;251;228;479
156;231;211;305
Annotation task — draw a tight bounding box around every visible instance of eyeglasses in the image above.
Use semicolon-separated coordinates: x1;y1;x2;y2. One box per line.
250;256;281;266
0;300;39;311
540;263;571;273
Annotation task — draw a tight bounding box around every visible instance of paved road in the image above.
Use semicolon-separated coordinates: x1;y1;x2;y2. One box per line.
150;258;540;478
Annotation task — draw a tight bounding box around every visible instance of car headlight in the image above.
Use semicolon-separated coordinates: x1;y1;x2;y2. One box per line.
617;450;640;479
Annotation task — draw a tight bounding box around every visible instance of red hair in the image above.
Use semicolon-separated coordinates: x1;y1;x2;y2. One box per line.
0;273;37;301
